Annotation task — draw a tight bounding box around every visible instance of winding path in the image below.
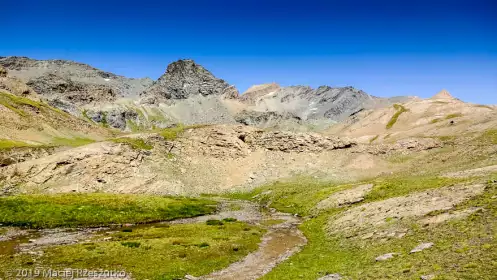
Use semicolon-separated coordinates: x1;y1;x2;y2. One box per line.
171;199;307;280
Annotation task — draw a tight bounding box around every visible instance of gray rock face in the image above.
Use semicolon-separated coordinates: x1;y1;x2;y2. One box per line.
250;85;383;122
141;59;239;102
0;65;7;77
234;110;302;127
0;56;153;104
84;108;139;130
46;98;81;117
27;73;117;104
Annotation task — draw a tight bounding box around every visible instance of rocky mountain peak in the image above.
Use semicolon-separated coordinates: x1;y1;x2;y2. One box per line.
141;59;239;103
240;83;281;104
432;89;454;100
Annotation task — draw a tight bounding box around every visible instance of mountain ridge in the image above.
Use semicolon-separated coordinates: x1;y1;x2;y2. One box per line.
0;56;457;132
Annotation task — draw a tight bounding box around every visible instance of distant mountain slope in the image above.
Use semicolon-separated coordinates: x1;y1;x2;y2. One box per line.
0;56;415;131
0;56;153;105
326;90;497;143
0;66;111;145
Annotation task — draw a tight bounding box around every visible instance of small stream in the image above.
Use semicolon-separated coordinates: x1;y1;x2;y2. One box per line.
0;199;307;280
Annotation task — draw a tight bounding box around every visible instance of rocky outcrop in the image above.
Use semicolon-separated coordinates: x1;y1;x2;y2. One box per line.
0;56;153;105
83;108;139;130
234;110;302;127
179;125;355;159
27;74;118;104
244;130;355;152
0;75;35;97
46;98;81;117
0;65;7;77
141;59;239;103
359;138;443;155
0;146;58;167
0;142;151;194
326;184;486;240
240;83;280;104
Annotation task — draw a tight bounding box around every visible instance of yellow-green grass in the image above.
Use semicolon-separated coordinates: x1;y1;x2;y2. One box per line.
0;194;216;228
445;113;463;119
0;139;35;150
0;222;265;280
50;137;96;147
386;104;408;129
226;177;344;216
110;137;153;150
0;92;67;117
0;137;96;151
369;135;379;143
478;129;497;145
262;182;497;280
159;124;211;141
363;175;470;202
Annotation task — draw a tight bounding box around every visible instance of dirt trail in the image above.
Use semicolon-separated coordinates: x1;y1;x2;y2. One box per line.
194;201;307;280
173;199;308;280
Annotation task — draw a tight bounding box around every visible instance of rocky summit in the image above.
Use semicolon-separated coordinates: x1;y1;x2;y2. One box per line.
141;59;239;103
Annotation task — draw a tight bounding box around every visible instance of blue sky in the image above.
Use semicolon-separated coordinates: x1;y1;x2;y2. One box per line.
2;0;496;103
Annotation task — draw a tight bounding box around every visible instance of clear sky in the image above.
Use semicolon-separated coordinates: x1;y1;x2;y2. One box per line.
2;0;496;104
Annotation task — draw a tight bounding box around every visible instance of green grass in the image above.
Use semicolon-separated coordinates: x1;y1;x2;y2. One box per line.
147;107;169;123
369;135;379;143
478;129;497;145
126;119;144;132
386;104;408;129
50;137;96;147
0;92;42;117
364;175;470;202
206;219;224;226
0;221;265;280
226;177;344;216
0;91;69;118
81;109;92;122
261;182;497;280
445;113;463;119
0;194;216;228
0;137;95;151
100;111;109;128
159;124;211;141
0;139;34;150
110;137;153;150
431;114;462;125
159;125;187;140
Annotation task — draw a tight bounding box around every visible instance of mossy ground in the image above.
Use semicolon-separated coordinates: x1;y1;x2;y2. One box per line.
158;124;211;140
260;180;497;280
0;194;216;228
0;92;68;118
386;104;408;129
0;137;96;150
110;137;153;150
0;221;264;280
